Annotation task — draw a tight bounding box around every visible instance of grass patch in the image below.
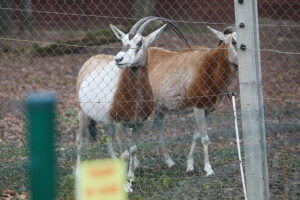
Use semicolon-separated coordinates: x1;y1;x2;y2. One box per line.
1;138;299;199
31;25;130;57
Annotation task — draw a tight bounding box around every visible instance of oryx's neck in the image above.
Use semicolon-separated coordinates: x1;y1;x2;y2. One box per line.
109;65;154;123
78;57;154;124
188;43;235;108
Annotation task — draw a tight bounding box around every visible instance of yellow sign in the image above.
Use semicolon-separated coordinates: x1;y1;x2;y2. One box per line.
76;159;127;200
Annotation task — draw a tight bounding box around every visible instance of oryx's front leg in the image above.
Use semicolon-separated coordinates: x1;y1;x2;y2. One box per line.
125;123;144;192
127;123;143;179
103;123;118;159
153;112;175;168
186;108;214;176
115;122;139;169
114;123;129;159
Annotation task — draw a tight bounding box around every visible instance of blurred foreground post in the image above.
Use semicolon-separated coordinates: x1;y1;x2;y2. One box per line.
26;93;56;200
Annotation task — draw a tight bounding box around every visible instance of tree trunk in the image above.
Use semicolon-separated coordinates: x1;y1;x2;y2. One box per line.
19;0;33;33
133;0;157;19
78;0;88;29
0;0;13;35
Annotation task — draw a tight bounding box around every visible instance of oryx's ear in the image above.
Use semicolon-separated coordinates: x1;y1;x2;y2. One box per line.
110;24;126;40
207;26;227;42
144;24;167;47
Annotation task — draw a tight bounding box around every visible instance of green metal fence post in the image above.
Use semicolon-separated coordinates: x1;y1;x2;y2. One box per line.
26;93;56;200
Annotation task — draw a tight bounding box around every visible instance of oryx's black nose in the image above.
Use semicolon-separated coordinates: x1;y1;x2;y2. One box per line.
115;57;123;63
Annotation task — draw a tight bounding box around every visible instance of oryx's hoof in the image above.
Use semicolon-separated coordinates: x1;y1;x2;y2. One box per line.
166;157;175;168
125;177;134;192
204;163;214;176
121;150;129;160
125;181;133;192
186;159;194;172
134;156;140;170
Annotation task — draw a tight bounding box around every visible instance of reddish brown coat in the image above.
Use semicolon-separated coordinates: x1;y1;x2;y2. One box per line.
147;43;236;112
109;66;154;123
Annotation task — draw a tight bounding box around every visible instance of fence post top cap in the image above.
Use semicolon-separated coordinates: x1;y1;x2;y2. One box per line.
26;92;57;105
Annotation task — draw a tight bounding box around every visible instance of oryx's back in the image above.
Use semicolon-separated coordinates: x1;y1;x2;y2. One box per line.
76;54;114;93
147;47;208;111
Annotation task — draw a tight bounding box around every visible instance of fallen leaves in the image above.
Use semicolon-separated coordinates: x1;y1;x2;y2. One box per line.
0;190;27;200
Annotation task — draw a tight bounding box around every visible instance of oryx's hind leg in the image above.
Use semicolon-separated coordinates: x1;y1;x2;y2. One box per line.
79;111;97;144
76;111;89;176
76;111;101;175
87;117;97;142
186;108;214;176
154;112;175;168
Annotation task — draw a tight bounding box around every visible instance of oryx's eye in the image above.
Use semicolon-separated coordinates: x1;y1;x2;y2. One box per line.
136;40;142;48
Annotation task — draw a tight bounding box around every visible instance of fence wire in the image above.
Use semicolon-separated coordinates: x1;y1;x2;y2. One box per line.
0;0;299;199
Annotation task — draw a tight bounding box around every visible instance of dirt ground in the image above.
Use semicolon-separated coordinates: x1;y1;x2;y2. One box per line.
0;18;299;199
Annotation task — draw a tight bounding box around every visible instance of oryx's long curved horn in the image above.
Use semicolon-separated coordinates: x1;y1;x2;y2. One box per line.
128;16;156;37
136;17;192;50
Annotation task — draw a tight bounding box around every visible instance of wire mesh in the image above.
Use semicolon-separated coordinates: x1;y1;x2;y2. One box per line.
0;0;299;199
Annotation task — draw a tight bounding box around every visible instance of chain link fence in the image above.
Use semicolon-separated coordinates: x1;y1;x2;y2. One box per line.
0;0;299;199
